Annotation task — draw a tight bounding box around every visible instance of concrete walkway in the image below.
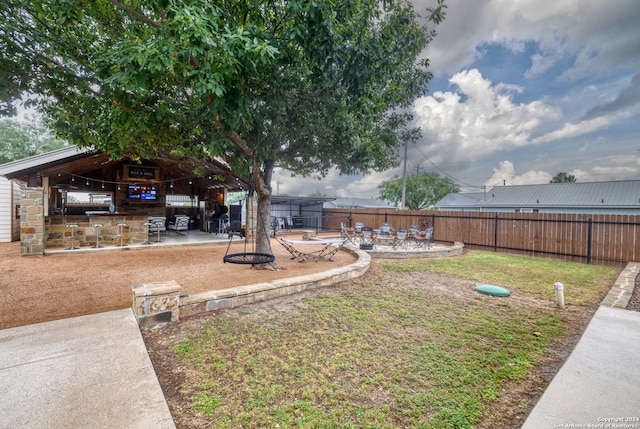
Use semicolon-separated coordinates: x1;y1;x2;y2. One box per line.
0;309;175;429
522;262;640;428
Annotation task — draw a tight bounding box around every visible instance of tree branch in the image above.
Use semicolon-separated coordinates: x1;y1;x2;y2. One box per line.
214;117;254;159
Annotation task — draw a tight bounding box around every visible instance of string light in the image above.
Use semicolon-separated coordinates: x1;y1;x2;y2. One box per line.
66;174;221;187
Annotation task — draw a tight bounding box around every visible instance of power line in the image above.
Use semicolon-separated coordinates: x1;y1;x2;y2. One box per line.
412;144;483;189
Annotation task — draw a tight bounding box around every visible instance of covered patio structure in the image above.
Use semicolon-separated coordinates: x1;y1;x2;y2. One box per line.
0;146;248;255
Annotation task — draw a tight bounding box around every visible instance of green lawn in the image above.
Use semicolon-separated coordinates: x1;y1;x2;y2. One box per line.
168;251;618;428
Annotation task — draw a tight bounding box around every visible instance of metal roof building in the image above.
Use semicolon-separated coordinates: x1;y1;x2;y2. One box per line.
436;180;640;214
324;197;395;209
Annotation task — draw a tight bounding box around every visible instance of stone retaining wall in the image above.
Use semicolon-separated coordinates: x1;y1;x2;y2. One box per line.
363;241;464;259
132;247;371;328
180;246;370;318
601;261;639;309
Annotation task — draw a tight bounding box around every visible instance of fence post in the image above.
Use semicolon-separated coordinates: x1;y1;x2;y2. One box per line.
587;218;592;264
494;214;499;252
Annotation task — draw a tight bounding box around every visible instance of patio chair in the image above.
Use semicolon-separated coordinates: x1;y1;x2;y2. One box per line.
409;224;420;247
354;221;365;242
380;222;392;236
415;226;433;249
168;215;190;235
360;226;375;250
276;237;346;262
425;226;434;248
392;227;409;250
340;222;357;245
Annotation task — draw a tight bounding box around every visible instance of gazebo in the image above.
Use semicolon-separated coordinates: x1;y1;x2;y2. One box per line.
0;146;248;255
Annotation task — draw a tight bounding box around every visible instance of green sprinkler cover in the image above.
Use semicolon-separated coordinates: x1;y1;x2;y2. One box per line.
475;284;510;297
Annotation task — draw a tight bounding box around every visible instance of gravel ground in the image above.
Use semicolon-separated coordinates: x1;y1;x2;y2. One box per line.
627;272;640;312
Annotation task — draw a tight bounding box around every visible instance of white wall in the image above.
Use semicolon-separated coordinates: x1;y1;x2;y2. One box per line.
0;177;21;242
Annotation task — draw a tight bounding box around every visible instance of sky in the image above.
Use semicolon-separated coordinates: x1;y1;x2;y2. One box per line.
274;0;640;198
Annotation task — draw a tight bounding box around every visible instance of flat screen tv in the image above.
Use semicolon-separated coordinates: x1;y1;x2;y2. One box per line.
128;184;157;200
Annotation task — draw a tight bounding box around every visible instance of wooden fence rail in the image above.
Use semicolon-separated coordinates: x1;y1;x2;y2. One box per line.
322;209;640;266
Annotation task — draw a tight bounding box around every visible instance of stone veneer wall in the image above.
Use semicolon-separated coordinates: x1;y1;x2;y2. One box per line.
132;281;181;329
20;187;45;256
46;215;149;248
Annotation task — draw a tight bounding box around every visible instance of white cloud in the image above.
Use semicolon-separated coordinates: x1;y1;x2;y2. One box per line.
530;116;611;144
420;0;640;81
483;160;551;187
414;69;560;162
272;167;394;198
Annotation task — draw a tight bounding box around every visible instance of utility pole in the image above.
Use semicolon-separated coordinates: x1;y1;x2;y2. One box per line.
401;139;408;209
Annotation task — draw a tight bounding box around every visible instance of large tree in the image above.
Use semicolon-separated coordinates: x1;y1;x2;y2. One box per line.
378;172;459;210
0;119;67;163
1;0;446;257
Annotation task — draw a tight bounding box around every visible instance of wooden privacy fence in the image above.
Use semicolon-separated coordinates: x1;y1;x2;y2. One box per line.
323;209;640;266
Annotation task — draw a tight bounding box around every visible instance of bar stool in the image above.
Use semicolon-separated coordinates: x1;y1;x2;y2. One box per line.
153;220;163;243
142;222;153;245
93;223;104;248
66;224;79;250
116;223;128;247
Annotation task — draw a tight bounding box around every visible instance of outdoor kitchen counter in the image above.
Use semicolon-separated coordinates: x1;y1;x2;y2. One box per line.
46;215;149;248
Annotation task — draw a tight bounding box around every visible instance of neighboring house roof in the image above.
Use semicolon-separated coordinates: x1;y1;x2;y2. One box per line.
437;180;640;211
324;197;395;209
435;192;486;209
0;145;247;191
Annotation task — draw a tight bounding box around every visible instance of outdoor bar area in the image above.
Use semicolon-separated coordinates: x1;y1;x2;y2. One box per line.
0;146;248;255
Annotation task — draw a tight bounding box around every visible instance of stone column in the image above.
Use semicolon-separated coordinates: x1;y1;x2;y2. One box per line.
19;187;45;256
132;281;181;329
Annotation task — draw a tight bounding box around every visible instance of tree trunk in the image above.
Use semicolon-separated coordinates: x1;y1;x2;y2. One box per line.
217;121;276;261
251;160;275;258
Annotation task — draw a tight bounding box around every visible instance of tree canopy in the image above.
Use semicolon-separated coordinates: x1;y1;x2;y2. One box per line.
0;119;67;164
378;172;459;210
550;172;577;183
1;0;446;253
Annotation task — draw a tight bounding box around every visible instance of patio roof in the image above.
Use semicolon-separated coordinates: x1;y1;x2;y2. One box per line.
270;195;335;207
0;145;248;191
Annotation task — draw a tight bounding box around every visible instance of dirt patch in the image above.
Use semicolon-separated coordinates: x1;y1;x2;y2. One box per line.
0;236;357;330
143;260;600;429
